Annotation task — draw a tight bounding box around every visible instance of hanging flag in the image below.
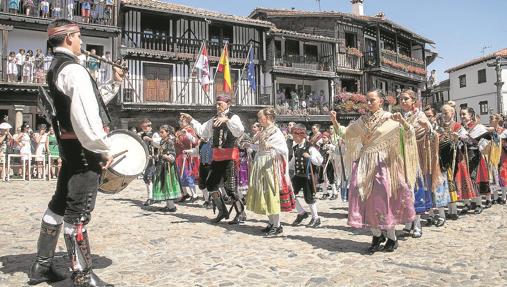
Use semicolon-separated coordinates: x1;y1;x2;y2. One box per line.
195;44;210;92
247;46;256;92
218;44;232;93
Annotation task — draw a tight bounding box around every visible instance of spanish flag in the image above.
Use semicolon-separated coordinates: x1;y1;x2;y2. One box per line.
217;44;232;93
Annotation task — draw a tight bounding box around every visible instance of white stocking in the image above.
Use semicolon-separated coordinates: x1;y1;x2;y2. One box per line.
295;198;306;214
269;214;281;227
42;209;63;225
386;228;397;241
166;200;175;209
309;203;319;219
370;228;382;237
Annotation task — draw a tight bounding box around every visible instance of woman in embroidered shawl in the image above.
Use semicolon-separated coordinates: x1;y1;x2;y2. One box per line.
459;108;490;214
398;89;448;238
246;108;295;236
331;89;417;254
492;114;507;204
485;114;503;206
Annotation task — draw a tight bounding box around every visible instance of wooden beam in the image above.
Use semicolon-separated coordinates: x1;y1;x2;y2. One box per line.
376;24;381;67
2;29;7;82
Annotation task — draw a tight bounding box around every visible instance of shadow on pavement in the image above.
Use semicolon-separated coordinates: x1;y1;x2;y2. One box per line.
0;252;112;286
169;212;266;236
285;235;369;254
320;224;371;236
317;211;349;220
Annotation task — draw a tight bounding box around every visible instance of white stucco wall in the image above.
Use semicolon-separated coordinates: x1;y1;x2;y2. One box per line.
449;61;507;123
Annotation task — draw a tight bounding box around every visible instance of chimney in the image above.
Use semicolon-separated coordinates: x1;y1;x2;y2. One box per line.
351;0;364;16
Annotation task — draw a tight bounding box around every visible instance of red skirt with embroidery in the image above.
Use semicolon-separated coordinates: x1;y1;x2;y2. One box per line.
279;158;296;212
454;160;478;200
476;156;491;195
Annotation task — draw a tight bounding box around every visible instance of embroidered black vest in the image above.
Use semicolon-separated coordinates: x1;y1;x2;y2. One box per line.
212;111;237;148
293;141;311;176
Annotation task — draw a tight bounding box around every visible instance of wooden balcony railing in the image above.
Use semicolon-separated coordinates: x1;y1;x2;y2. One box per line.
274;54;334;71
122;31;261;60
336;53;363;70
364;49;426;77
1;0;116;26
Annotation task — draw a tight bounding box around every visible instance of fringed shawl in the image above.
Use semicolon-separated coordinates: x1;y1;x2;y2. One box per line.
405;110;443;192
344;111;418;201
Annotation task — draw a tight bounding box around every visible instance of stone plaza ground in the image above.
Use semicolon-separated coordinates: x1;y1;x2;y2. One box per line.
1;180;507;286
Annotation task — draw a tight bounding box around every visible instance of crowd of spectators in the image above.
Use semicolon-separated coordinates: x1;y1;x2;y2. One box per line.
275;88;330;116
5;0;115;25
6;47;114;84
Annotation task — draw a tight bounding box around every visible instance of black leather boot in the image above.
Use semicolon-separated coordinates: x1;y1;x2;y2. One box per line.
64;227;113;287
211;192;230;223
28;221;67;285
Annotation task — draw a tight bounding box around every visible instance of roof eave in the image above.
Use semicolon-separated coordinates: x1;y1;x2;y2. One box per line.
123;4;273;28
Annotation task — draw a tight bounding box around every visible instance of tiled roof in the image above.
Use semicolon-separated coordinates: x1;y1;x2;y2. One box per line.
445;48;507;73
122;0;273;28
250;8;434;44
270;28;339;43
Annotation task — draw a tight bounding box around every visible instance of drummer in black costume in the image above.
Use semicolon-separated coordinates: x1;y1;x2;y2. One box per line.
28;19;122;286
180;94;245;223
139;118;161;206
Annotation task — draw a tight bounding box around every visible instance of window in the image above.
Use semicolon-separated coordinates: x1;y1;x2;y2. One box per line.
478;69;487;84
459;74;466;88
376;80;388;93
345;32;357;48
479;101;489;115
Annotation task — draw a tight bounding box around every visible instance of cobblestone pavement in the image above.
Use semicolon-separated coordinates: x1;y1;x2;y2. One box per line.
1;180;507;286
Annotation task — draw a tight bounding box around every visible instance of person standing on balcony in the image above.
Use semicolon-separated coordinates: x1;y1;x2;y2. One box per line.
86;49;100;81
40;0;50;18
15;48;25;82
8;0;20;14
52;1;62;18
180;95;245;223
34;48;45;84
7;51;18;82
23;0;35;16
80;0;90;23
66;0;74;19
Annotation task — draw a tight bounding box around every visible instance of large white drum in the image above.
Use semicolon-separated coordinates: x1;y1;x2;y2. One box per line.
99;130;148;194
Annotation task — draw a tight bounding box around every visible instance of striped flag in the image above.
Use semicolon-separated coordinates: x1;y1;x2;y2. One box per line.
217;44;232;93
195;44;210;92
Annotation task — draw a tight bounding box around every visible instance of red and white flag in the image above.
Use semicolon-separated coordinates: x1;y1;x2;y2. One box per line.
195;45;211;92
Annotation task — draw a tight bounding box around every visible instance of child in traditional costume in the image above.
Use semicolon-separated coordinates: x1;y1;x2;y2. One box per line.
152;125;181;212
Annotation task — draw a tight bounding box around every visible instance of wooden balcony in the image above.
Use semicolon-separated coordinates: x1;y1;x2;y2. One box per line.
364;49;426;82
0;0;117;27
272;54;335;78
121;31;260;62
336;53;363;73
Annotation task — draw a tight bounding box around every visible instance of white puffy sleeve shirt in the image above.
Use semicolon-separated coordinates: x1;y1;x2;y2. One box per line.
56;62;111;156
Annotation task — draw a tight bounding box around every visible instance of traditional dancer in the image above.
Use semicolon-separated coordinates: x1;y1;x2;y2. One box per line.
29;19;123;286
399;89;447;237
246;108;295;236
152;125;181;212
496;116;507;204
139;118;161;206
332;89;417;254
460;108;489;214
175;118;199;202
318;132;338;200
329;121;349;202
290;124;323;228
485;114;503;207
437;105;464;220
198;138;213;208
181;95;245;223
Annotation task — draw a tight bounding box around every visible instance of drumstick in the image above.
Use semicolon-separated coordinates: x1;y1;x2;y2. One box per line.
112;149;128;159
110;155;127;168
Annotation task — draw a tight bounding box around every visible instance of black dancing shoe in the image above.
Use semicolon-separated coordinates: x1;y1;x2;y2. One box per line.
383;238;398;252
366;234;386;255
307;217;321;228
292;212;309;226
261;224;273;233
498;198;507;205
329;194;338;200
160;206;177;212
447;213;459;221
434;216;446;227
484;200;492;209
143;199;154;206
265;226;283;237
179;194;191;202
228;214;246;225
474;205;483;214
459;205;470;215
426;217;434;227
202;201;211;209
320;193;330;200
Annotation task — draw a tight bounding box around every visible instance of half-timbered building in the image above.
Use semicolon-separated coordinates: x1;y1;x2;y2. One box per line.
115;0;273;129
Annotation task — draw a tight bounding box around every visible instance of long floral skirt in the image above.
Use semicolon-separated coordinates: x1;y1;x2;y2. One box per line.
348;161;416;229
454;161;478;200
152;162;182;201
433;174;451;208
246;154;294;215
413;174;433;214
